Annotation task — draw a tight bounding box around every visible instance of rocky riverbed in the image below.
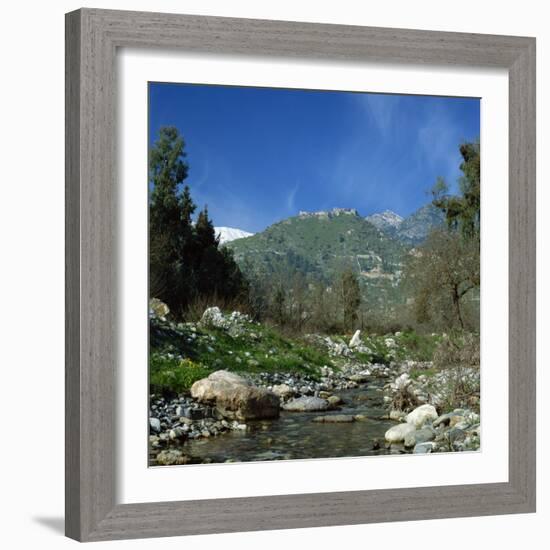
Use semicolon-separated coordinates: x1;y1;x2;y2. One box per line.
149;307;480;465
149;359;480;465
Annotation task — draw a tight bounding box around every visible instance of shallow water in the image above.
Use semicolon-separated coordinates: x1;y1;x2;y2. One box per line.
155;381;407;465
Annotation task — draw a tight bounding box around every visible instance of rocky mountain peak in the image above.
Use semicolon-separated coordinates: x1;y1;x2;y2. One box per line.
365;210;404;231
298;207;359;219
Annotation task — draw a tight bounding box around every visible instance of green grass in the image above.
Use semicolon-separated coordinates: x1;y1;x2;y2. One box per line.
394;331;441;362
150;354;212;394
194;323;328;377
150;318;332;394
150;315;445;395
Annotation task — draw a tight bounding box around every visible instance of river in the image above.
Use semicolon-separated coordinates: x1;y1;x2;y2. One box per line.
152;380;407;465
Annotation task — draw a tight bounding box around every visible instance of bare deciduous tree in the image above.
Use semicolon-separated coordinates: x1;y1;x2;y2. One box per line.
403;228;479;330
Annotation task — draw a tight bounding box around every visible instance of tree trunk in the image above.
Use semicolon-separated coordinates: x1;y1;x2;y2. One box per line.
452;286;465;329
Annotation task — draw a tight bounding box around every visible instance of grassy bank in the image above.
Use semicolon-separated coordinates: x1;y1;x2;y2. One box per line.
150;317;332;394
149;308;451;396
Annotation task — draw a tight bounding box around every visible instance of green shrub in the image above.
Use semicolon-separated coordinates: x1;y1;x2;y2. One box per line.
149;354;211;394
396;331;441;362
367;345;391;365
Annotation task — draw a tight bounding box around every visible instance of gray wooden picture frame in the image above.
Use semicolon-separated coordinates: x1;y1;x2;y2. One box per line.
65;8;536;542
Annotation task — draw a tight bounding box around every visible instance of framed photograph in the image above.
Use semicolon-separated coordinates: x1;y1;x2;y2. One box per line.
65;8;536;542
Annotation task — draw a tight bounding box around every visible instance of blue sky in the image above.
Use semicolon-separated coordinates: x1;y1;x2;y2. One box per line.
149;83;479;233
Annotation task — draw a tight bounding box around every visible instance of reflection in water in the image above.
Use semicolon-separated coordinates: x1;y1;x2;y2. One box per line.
155;381;407;465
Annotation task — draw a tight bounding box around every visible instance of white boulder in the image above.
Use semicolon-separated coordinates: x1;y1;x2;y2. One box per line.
349;329;362;348
385;423;416;443
384;337;396;349
200;306;226;328
405;404;438;428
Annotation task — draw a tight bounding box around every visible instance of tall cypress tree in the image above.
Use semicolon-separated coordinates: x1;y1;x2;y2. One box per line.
149;127;189;233
149;126;190;313
194;206;219;297
195;206;219;249
178;184;198;306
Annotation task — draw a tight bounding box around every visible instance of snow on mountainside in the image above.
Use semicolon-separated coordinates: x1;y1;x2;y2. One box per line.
215;226;254;244
365;210;404;232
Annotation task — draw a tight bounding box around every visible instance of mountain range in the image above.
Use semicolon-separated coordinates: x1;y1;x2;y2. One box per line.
228;207;405;279
221;203;445;309
365;204;445;245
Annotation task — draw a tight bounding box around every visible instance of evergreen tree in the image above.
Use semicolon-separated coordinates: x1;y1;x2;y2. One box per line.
178;185;198;307
195;206;219;249
218;246;249;302
432;139;480;241
149;127;190;312
194;206;222;297
180;185;196;226
149;126;249;318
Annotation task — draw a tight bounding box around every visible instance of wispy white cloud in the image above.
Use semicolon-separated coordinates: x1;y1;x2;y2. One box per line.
184;143;210;190
188;155;265;232
417;105;463;191
355;93;401;138
286;181;300;213
193;182;261;233
189;157;209;189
